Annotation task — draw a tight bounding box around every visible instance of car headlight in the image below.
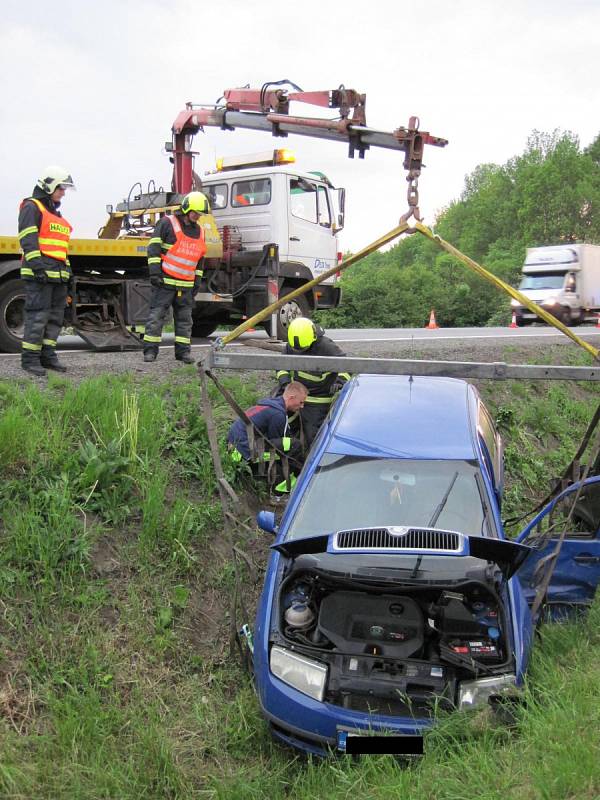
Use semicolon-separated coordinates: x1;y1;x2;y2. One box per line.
510;299;521;308
541;297;557;306
270;646;327;701
458;674;518;709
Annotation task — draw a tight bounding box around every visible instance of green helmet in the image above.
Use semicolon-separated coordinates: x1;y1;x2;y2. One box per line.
37;165;76;194
181;191;209;215
287;317;317;351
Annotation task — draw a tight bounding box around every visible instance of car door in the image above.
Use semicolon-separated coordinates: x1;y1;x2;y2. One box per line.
286;176;337;277
515;476;600;615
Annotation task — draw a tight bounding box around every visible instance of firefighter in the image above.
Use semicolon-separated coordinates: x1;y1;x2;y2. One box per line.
18;165;75;376
143;191;209;363
276;317;350;446
227;382;308;492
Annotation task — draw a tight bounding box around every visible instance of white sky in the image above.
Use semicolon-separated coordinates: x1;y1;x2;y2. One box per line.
1;0;598;252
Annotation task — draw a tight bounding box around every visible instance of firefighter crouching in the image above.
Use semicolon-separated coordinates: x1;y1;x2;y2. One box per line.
227;382;308;493
277;317;350;446
143;191;208;364
18;166;75;376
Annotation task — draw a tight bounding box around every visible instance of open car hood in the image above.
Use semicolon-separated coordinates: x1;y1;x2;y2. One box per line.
272;530;532;580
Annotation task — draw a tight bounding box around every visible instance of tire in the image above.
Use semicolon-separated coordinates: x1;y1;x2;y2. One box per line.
191;319;218;338
273;289;311;341
558;307;572;327
0;278;26;353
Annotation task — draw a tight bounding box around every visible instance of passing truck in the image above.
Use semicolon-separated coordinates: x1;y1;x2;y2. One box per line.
511;243;600;326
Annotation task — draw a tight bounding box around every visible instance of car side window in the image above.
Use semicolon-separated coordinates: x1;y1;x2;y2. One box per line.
478;404;501;489
206;183;228;209
290;177;318;223
317;186;331;227
232;178;272;207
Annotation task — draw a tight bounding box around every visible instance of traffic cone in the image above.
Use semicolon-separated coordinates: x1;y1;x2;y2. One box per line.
242;315;256;333
425;309;439;329
509;311;518;329
596;314;600;329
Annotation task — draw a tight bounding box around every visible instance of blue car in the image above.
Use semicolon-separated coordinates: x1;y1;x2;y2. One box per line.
253;375;600;755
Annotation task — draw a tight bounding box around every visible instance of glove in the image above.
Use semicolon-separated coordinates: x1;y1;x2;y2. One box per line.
33;270;48;284
150;275;164;288
331;378;346;394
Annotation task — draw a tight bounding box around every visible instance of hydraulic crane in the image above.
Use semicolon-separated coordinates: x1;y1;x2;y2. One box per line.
168;81;448;222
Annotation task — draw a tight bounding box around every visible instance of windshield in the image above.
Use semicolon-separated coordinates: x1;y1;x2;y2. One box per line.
286;456;490;541
519;272;566;290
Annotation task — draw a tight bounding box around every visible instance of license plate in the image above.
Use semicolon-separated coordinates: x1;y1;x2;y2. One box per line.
336;729;423;755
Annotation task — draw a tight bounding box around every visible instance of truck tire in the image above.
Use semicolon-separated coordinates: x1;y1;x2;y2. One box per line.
273;289;311;341
191;319;218;338
0;278;26;353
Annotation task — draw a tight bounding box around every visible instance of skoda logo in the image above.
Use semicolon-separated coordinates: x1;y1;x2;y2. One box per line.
389;526;410;536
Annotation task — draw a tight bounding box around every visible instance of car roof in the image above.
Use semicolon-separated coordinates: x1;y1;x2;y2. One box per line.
202;166;328;183
325;374;479;460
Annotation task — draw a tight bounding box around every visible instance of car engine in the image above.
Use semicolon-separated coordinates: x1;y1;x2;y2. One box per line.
277;570;508;716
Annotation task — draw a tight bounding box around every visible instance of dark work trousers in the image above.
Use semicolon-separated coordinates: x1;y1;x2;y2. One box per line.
22;281;68;359
143;284;194;357
299;402;332;447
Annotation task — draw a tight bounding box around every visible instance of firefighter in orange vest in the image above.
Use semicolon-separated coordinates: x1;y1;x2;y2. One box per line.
143;191;209;363
18;165;75;376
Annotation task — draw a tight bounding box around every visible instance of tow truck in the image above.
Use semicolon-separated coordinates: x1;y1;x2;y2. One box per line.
0;82;447;352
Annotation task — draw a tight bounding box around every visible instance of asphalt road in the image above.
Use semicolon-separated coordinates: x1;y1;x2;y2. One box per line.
2;324;598;355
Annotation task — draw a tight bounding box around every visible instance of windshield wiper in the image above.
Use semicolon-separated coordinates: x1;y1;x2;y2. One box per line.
409;471;460;579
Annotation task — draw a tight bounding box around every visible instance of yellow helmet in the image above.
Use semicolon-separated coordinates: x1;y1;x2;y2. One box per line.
180;191;210;215
287;317;317;351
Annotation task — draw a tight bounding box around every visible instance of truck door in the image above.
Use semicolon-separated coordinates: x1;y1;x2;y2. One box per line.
285;176;337;279
515;477;600;617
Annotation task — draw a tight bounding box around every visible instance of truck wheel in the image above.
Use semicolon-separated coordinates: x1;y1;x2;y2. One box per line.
274;291;311;341
0;278;26;353
191;320;218;338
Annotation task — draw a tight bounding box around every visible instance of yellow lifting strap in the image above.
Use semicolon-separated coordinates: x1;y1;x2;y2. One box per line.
414;222;600;362
219;222;410;346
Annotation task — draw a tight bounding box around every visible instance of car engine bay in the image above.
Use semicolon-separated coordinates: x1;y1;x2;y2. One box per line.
275;559;512;716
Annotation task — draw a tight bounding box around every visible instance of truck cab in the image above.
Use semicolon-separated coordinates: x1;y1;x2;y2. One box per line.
511;244;600;326
201;150;344;334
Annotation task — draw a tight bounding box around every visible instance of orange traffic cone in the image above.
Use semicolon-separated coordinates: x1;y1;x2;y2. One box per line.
509;311;518;329
425;309;439;329
596;314;600;329
242;315;255;333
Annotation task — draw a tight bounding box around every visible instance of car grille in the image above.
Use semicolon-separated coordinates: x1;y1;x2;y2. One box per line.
334;527;461;552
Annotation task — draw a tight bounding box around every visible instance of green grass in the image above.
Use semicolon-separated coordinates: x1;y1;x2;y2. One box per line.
0;356;598;799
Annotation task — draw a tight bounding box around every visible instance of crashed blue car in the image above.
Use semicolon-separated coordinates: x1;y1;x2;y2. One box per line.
253;374;600;755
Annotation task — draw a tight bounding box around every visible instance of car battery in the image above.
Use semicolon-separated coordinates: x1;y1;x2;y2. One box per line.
448;638;501;662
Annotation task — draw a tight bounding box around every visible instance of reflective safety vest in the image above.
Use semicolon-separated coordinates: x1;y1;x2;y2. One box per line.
161;215;206;285
28;198;72;262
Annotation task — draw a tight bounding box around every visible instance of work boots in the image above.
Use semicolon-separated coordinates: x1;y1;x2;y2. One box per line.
21;350;47;377
41;346;67;372
176;351;195;364
143;348;157;363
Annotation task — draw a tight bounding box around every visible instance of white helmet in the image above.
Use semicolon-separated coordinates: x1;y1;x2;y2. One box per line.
37;165;76;194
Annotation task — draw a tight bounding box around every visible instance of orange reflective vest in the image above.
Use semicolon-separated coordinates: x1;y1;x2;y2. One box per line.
161;215;206;283
28;198;72;261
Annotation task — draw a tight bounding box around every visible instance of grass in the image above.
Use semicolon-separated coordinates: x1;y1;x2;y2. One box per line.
0;351;598;798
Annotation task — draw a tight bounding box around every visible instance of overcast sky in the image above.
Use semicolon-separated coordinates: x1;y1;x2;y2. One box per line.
1;0;598;252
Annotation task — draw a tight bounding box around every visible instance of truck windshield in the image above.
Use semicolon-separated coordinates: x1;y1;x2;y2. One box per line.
286;456;489;540
519;272;566;290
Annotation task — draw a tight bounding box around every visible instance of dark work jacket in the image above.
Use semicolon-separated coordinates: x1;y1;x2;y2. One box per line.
227;396;288;460
18;186;72;283
276;333;350;399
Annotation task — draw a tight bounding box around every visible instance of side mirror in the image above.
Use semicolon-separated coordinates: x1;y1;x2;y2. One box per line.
257;510;278;535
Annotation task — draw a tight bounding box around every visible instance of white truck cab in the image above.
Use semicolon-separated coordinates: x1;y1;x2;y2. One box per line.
511;243;600;326
200;151;344;330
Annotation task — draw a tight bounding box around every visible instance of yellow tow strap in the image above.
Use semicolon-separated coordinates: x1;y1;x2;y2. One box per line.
415;223;600;361
220;222;410;345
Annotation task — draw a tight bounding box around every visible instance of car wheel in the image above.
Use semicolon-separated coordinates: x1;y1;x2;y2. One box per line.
0;278;26;353
559;307;572;327
275;289;311;341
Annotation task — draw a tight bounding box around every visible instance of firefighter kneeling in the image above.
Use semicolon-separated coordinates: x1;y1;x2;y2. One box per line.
227;382;307;494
